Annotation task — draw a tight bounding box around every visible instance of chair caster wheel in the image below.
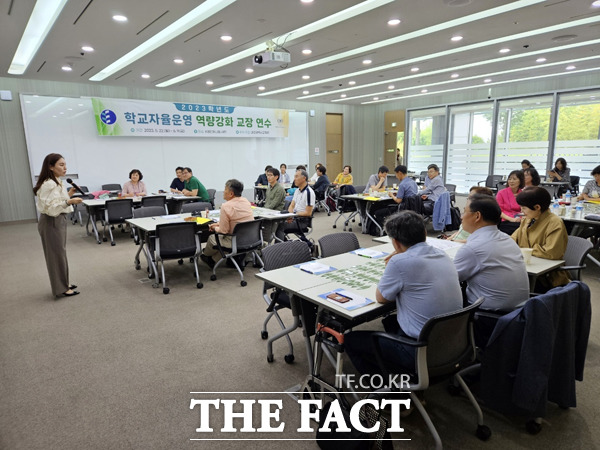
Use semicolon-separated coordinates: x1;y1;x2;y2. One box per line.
332;225;337;229
476;425;491;441
152;283;159;288
178;259;183;265
210;275;217;281
163;288;170;294
97;241;102;244
135;264;141;270
103;237;107;242
267;355;274;363
148;273;155;279
261;331;268;340
526;420;542;435
348;228;352;232
447;384;461;396
197;282;203;289
111;242;115;246
284;354;295;364
327;212;331;216
241;280;247;287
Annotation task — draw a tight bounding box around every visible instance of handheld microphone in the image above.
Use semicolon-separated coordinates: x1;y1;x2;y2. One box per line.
66;178;87;196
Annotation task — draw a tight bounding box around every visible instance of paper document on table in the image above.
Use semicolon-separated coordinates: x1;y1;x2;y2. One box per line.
363;196;380;201
426;238;463;251
352;248;388;259
295;262;336;275
319;288;375;310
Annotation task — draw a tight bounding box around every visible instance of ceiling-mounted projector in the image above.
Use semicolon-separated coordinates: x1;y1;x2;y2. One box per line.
253;51;291;67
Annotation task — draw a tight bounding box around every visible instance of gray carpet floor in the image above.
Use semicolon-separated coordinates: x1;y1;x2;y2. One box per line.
1;207;599;450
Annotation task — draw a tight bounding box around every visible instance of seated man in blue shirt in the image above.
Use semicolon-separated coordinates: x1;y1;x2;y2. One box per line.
419;164;446;215
170;166;185;193
374;165;419;225
345;211;463;377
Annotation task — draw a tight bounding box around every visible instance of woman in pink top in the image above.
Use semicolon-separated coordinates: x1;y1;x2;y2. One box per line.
122;169;147;197
496;170;524;235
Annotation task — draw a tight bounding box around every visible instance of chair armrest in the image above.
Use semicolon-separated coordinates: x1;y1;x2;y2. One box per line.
371;331;427;348
559;264;585;271
477;180;485;186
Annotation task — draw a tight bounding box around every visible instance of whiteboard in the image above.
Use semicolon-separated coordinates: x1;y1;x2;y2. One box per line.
21;94;308;196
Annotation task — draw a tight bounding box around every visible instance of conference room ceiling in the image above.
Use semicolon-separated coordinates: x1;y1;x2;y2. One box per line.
1;0;599;105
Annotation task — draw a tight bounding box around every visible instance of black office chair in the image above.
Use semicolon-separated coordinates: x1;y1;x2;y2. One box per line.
370;298;489;449
419;171;428;183
102;199;134;246
141;195;168;214
314;184;331;215
180;201;212;214
70;185;93;226
101;183;122;192
445;183;456;205
478;175;503;193
260;240;312;363
210;219;264;286
207;189;216;208
318;232;359;258
570;175;580;196
154;222;203;294
131;206;167;245
333;185;363;232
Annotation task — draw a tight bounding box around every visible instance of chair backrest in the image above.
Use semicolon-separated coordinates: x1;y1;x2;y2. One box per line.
262;240;312;271
444;183;456;192
155;222;199;259
418;298;483;378
105;199;134;222
570;175;580;186
403;194;424;215
318;232;360;257
101;183;122;191
486;175;503;190
231;219;263;252
420;171;427;182
207;189;216;207
133;206;166;218
563;235;593;280
180;201;212;214
141;195;166;209
79;185;89;193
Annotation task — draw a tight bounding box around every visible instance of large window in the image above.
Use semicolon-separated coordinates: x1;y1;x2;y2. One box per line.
446;103;493;193
555;91;600;186
494;96;553;177
406;107;445;175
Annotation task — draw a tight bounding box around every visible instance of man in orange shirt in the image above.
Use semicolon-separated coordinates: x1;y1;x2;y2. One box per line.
200;179;254;267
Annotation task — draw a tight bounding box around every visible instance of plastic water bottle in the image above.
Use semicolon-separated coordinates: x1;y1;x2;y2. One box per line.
552;200;560;215
575;202;584;220
565;191;572;205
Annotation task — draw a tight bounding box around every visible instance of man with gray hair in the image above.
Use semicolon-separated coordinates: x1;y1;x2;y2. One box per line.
275;169;314;242
200;179;254;268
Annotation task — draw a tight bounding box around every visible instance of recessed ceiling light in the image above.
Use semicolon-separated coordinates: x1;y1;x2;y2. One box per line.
302;90;310;95
387;18;401;26
388;84;395;89
302;49;312;55
451;35;463;42
348;80;356;85
245;68;254;73
302;75;310;80
565;65;576;70
536;57;547;63
340;94;347;98
420;89;428;93
301;0;314;3
373;97;379;100
25;100;31;103
78;103;84;106
67;108;72;110
593;1;600;7
519;100;524;102
60;111;64;115
258;85;266;91
61;65;72;72
173;58;184;64
112;15;128;22
141;73;150;79
206;80;214;85
362;59;372;65
411;67;419;72
451;73;460;78
220;35;232;42
499;48;510;53
484;78;492;83
81;46;94;52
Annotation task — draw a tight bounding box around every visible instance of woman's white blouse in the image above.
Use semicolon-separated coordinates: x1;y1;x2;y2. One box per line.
36;179;73;217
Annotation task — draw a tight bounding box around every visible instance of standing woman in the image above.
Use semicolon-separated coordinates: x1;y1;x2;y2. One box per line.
122;169;147;197
33;153;83;298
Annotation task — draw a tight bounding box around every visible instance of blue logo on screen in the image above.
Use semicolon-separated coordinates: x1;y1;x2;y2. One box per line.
100;109;117;125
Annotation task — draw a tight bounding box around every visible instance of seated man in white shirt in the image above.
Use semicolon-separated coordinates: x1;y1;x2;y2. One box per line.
344;211;463;377
275;169;315;245
453;194;530;346
363;165;389;193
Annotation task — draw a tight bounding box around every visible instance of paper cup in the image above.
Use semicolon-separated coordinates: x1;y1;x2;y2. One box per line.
393;183;398;189
521;248;533;265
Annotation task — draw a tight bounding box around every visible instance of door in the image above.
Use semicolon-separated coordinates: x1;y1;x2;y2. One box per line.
326;113;343;178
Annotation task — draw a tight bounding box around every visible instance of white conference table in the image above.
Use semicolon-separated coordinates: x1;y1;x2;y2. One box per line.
373;235;564;292
82;194;199;244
